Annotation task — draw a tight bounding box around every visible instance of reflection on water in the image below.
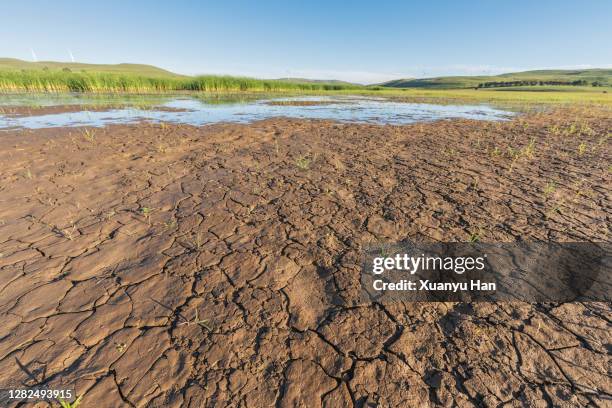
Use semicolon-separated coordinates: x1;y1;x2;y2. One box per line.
0;94;514;129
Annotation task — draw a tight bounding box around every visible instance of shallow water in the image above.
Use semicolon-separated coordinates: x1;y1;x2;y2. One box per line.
0;95;514;129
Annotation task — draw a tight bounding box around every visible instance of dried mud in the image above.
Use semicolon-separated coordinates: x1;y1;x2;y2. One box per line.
0;106;610;407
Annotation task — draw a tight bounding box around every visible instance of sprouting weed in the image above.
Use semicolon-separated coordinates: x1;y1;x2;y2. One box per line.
564;122;577;136
59;395;83;408
579;122;594;136
139;207;155;225
83;128;96;142
62;223;77;240
140;207;153;216
469;231;480;243
597;133;610;146
295;155;311;170
163;217;177;230
506;146;519;160
522;138;536;159
114;342;127;353
549;124;561;136
377;241;390;257
178;308;212;331
543;181;556;197
181;232;206;251
578;142;587;156
491;146;501;157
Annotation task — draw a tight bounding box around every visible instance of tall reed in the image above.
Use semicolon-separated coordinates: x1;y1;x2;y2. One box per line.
0;71;360;93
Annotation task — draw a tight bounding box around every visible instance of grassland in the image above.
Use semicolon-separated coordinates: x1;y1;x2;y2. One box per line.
363;87;612;105
381;68;612;89
0;57;183;78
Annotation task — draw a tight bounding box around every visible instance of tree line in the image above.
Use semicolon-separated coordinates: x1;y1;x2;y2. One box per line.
477;80;606;88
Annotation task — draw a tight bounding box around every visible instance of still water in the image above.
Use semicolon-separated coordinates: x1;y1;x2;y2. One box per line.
0;94;514;129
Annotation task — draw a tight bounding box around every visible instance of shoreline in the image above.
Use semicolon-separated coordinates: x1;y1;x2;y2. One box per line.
1;88;611;106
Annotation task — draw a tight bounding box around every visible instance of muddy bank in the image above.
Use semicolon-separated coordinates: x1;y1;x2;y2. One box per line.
0;104;192;117
263;100;355;106
0;107;610;407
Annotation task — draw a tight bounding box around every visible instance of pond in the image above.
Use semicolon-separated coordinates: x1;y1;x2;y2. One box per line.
0;94;514;129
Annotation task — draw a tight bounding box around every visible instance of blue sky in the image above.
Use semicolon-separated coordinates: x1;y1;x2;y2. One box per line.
2;0;611;83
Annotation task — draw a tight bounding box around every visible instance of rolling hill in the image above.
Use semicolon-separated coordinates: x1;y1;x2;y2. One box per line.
381;69;612;89
0;58;184;78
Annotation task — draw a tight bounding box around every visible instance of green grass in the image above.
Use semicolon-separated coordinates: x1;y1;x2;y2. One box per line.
58;395;83;408
0;58;611;105
0;70;361;93
349;87;612;105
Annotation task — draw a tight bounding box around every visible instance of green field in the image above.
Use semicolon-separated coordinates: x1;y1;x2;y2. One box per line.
381;68;612;89
1;58;610;104
0;57;183;78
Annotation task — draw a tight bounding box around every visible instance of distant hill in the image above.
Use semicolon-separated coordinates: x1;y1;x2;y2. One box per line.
0;58;184;78
381;69;612;89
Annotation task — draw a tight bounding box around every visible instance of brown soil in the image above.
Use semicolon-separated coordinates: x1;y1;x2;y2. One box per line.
0;106;610;407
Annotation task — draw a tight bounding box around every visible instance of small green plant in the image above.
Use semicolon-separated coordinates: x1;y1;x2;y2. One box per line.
181;232;206;251
564;122;577;136
295;155;311;170
549;124;561;136
523;138;536;159
139;206;154;224
506;146;519;160
83;128;96;142
578;122;594;136
178;308;212;331
156;143;167;153
543;181;556;197
578;142;587;156
114;342;127;353
59;395;83;408
163;217;177;230
377;241;390;257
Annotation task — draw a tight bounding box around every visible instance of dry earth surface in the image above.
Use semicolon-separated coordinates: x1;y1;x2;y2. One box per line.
0;106;610;407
